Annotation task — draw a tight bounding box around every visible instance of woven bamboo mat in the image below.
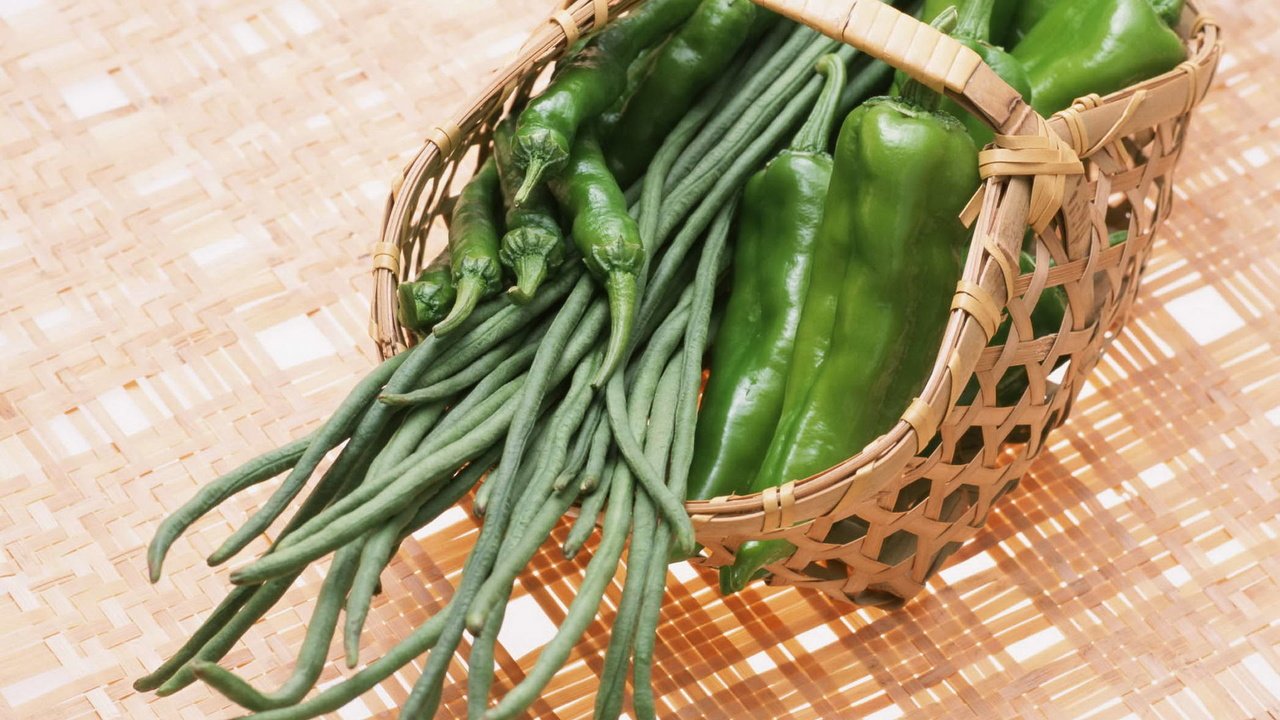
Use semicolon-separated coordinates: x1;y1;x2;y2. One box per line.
1;0;1277;718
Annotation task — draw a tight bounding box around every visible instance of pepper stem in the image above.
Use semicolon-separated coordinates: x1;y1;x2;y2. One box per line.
719;540;797;595
899;7;959;113
955;0;995;42
432;275;483;336
507;255;548;305
592;271;637;388
790;54;848;154
513;157;548;206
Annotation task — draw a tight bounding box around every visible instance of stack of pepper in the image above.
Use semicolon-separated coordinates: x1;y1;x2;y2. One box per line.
693;0;1190;594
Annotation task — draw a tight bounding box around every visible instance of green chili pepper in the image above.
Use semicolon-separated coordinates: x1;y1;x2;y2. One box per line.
548;128;643;387
923;0;1018;45
597;46;660;136
723;78;979;595
397;253;456;333
603;0;762;187
511;0;701;204
493;116;567;304
896;2;1031;147
432;159;505;336
686;55;846;503
1013;0;1186;116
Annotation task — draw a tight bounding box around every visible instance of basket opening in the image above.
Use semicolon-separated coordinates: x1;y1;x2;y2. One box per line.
799;559;849;582
876;529;918;567
826;516;871;546
892;476;933;513
940;484;980;524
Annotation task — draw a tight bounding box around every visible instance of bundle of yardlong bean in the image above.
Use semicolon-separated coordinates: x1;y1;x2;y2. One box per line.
138;6;898;717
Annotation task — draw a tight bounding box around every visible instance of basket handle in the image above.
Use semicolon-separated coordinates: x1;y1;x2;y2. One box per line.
753;0;1030;136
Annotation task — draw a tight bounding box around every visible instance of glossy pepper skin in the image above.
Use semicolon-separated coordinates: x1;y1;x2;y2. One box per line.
723;94;979;594
397;254;456;333
1013;0;1186;116
1010;0;1058;42
1015;0;1182;41
492;117;567;304
432;159;505;336
603;0;761;187
923;0;1017;45
511;0;701;204
897;2;1031;147
686;55;847;503
548;129;644;386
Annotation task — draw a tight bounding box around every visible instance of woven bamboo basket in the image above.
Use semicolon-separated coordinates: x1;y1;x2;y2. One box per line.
368;0;1222;606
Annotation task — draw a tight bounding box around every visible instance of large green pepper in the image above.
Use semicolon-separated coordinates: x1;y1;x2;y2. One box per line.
897;2;1031;147
604;0;762;187
923;0;1017;45
686;55;847;503
1013;0;1186;115
1015;0;1182;42
1010;0;1059;42
722;86;979;594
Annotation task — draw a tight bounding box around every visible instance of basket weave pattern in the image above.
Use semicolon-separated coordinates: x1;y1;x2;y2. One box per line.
371;0;1222;605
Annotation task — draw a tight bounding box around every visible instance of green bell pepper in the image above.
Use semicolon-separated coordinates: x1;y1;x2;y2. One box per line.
1014;0;1186;115
603;0;763;187
686;55;847;503
722;82;979;594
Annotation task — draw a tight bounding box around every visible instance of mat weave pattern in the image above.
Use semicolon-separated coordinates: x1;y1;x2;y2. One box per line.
1;0;1277;718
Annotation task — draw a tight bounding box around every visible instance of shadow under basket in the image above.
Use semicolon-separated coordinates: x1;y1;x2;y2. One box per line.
368;0;1222;606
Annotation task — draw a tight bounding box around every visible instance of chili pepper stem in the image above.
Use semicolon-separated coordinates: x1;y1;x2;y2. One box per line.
508;254;548;305
514;156;551;207
593;271;638;388
433;276;485;336
720;540;796;594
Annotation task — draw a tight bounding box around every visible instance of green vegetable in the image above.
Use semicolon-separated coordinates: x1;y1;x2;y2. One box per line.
191;543;362;710
548;128;644;387
397;254;456;331
511;0;701;203
483;459;634;720
923;0;1018;45
687;54;847;503
434;159;506;335
1014;0;1182;42
724;79;979;594
603;0;761;186
1013;0;1186;115
493;117;566;303
1010;0;1059;42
